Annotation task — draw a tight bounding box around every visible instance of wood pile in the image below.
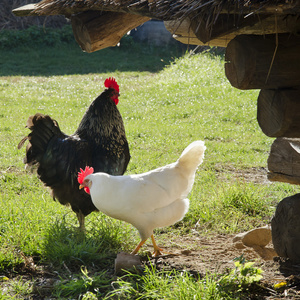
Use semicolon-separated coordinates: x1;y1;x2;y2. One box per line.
225;33;300;185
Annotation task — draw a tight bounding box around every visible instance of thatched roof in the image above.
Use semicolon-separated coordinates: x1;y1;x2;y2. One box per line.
12;0;300;52
32;0;300;22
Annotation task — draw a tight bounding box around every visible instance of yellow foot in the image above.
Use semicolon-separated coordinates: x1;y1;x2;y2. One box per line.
153;247;164;257
150;235;162;257
152;248;179;258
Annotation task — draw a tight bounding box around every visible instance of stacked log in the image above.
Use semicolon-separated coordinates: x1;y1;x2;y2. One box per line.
225;34;300;90
226;33;300;262
225;33;300;183
257;89;300;138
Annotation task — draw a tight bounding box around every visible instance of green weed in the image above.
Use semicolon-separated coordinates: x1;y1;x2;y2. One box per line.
105;258;264;300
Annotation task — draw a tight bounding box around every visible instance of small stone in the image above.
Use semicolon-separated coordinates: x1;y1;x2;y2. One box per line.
234;241;246;250
181;249;192;255
251;245;277;261
242;226;271;247
114;252;142;275
233;225;271;247
232;232;245;243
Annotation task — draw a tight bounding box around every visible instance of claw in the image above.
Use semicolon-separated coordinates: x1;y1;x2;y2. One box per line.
131;234;178;257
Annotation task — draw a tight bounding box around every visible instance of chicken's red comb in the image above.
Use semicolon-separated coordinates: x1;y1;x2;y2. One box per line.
104;77;119;93
78;166;94;184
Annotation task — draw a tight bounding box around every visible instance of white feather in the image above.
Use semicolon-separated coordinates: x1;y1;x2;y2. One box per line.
86;140;206;240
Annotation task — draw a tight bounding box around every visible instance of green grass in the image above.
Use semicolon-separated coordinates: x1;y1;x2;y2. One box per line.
0;27;184;76
0;36;298;298
102;258;264;300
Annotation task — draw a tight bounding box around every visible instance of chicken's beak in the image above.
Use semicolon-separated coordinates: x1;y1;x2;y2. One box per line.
79;184;84;190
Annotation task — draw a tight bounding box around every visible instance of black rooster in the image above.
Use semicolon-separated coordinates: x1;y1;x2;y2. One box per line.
18;78;130;230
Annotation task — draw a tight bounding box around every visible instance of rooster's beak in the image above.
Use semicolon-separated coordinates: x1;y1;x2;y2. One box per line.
79;184;84;190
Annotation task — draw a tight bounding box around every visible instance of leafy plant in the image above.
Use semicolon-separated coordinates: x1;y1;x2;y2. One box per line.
219;255;263;295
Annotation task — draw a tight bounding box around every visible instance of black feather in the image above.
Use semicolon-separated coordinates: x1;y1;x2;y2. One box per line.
18;87;130;225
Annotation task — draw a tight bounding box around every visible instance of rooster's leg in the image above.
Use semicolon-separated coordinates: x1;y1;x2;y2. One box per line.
76;211;86;232
151;235;164;257
131;239;147;255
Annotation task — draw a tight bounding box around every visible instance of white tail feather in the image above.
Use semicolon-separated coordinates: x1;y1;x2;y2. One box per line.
177;140;206;172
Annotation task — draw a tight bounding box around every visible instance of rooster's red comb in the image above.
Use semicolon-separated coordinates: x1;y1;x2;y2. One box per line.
104;77;119;93
78;166;94;184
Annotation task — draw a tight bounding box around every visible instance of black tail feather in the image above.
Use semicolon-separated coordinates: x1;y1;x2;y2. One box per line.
18;113;64;166
17;136;28;149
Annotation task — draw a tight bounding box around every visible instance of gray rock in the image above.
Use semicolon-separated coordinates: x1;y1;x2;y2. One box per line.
271;193;300;262
114;252;142;275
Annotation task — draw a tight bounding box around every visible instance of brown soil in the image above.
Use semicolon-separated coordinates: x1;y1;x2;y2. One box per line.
139;233;300;299
14;233;300;299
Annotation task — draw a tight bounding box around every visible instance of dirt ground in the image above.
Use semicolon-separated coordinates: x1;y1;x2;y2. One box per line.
138;232;300;299
18;232;300;299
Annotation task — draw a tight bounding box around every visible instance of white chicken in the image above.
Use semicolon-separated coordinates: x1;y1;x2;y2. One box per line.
78;140;206;256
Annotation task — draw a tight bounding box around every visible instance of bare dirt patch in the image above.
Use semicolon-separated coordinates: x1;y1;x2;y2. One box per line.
140;232;300;299
215;165;270;184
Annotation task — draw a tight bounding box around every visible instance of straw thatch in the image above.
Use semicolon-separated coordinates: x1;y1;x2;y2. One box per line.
12;0;300;51
1;0;67;30
33;0;300;23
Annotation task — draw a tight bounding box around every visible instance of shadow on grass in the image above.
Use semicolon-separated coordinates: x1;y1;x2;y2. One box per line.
0;42;186;76
41;214;134;272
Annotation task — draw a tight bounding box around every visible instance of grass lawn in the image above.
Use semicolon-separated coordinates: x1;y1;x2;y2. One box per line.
0;31;298;299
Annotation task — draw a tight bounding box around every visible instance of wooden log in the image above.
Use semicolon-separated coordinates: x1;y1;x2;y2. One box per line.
190;14;265;45
268;137;300;185
71;11;150;53
13;3;300;48
225;34;300;90
164;19;231;47
165;14;300;47
257;89;300;138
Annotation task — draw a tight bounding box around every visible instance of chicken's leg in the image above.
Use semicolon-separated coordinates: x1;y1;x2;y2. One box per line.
131;239;147;255
76;211;86;232
151;235;164;257
131;235;173;257
151;235;179;257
